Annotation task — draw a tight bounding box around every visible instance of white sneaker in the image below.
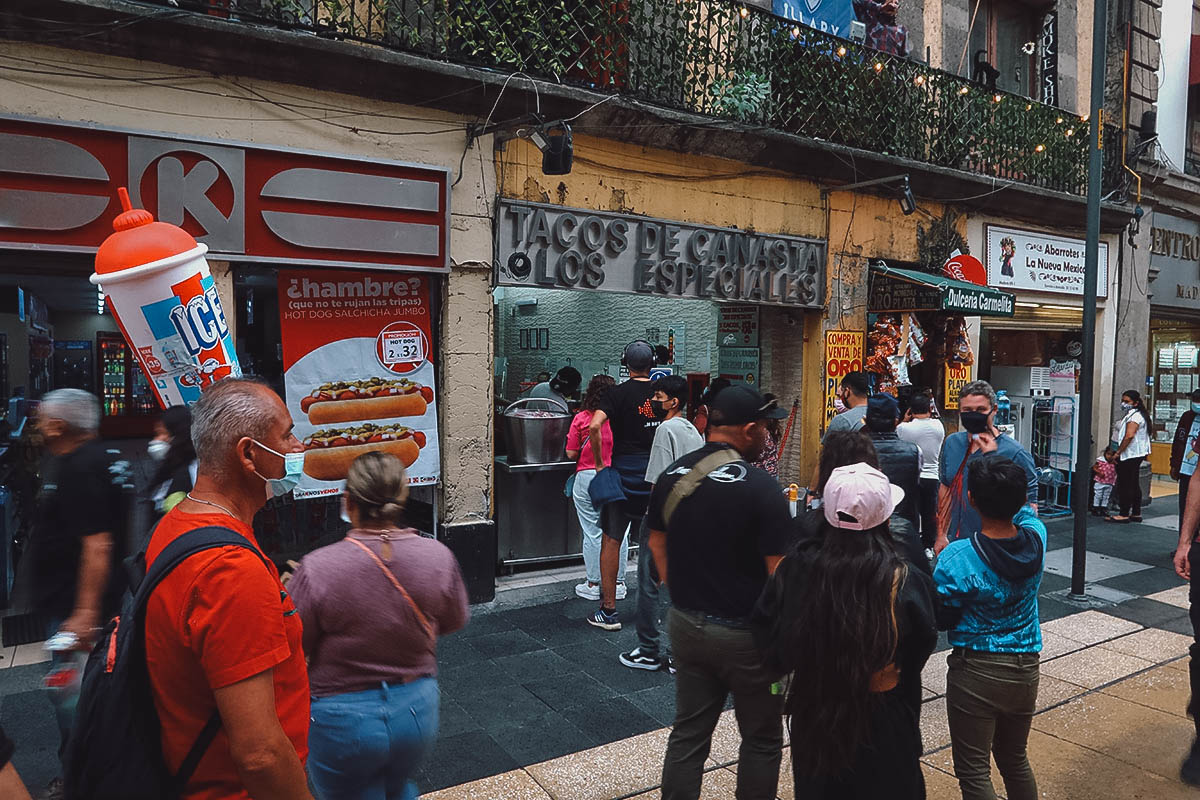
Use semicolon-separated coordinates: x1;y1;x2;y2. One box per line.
574;582;627;601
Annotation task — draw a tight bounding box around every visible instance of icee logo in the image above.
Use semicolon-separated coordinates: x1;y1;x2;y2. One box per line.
168;285;229;357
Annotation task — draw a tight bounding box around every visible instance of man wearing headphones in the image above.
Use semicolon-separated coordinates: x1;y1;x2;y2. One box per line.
586;341;661;630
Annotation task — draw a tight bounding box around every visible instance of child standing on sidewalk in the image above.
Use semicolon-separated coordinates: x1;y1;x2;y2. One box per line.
934;456;1047;800
1091;448;1117;516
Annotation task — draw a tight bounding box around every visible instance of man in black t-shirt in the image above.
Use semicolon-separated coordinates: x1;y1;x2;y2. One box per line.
585;340;660;630
646;385;790;800
31;389;128;763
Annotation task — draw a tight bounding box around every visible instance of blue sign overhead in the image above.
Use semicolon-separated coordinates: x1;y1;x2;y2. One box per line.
772;0;857;38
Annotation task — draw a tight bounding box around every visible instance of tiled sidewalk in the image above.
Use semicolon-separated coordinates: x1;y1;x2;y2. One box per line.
426;604;1199;800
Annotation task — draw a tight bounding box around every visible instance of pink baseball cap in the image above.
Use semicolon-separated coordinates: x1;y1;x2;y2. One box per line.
822;463;905;531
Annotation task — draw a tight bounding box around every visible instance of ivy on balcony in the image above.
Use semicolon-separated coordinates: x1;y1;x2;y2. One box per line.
181;0;1124;197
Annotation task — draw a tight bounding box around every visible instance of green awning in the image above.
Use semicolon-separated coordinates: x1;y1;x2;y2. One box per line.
868;264;1015;317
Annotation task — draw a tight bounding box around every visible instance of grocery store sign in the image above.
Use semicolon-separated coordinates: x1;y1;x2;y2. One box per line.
985;224;1108;298
495;200;825;309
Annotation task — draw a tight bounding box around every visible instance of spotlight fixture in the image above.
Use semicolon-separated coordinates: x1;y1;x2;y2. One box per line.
898;176;916;215
537;122;573;176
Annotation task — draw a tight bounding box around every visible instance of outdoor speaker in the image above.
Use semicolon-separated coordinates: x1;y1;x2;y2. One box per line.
542;124;573;176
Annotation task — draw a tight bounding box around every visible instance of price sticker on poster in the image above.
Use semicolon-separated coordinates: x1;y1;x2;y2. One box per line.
279;269;440;497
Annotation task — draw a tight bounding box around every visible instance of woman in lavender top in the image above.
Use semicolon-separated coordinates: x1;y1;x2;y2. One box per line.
290;451;469;799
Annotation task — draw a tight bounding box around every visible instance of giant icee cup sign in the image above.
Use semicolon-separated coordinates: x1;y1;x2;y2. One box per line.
90;188;241;408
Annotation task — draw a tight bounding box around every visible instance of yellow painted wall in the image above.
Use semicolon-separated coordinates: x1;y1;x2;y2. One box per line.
498;135;826;237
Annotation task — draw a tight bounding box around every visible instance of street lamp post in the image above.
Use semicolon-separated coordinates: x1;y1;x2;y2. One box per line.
1071;0;1109;599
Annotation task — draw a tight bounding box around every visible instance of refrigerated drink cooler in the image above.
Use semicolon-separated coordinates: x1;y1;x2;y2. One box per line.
97;331;158;438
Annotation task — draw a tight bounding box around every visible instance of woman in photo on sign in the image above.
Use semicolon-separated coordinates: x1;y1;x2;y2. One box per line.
1108;389;1153;523
288;451;469;799
999;236;1016;277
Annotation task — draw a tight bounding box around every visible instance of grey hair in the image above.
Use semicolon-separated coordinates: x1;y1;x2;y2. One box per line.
191;378;277;467
39;389;100;433
959;380;997;409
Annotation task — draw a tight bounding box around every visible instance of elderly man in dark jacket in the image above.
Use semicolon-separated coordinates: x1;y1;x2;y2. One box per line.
865;394;921;528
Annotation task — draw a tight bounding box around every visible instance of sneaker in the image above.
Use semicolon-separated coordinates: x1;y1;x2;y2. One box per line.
586;607;621;631
619;647;664;670
1182;745;1200;787
666;655;676;675
574;582;627;601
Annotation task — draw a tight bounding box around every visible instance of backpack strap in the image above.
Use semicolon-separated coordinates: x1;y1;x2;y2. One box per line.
133;526;276;794
662;448;741;528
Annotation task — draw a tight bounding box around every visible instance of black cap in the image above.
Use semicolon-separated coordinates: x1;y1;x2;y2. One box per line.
709;385;787;426
623;340;655;370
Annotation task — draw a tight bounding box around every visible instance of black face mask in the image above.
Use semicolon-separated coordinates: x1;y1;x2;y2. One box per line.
960;410;990;435
650;400;668;420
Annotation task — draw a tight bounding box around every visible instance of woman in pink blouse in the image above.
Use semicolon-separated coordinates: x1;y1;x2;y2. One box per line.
566;374;629;601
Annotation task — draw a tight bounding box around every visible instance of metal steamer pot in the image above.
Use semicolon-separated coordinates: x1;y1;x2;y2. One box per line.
502;397;571;465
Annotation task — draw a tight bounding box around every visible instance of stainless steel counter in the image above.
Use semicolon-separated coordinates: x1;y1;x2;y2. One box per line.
494;456;582;567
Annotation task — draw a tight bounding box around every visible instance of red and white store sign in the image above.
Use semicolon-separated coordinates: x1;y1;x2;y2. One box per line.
0;115;450;272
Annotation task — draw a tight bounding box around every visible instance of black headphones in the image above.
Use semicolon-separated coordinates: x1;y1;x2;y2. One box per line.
620;339;656;367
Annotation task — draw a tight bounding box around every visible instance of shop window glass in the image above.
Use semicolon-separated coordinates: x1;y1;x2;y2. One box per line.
1150;327;1200;443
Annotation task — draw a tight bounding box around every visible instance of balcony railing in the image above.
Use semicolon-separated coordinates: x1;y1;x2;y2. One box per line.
159;0;1125;198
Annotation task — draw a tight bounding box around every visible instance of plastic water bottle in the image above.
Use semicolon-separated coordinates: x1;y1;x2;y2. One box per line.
996;390;1011;427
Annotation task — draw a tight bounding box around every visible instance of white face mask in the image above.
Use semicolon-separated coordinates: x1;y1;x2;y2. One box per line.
340;498;352;525
147;439;170;461
250;440;305;498
1120;402;1133;411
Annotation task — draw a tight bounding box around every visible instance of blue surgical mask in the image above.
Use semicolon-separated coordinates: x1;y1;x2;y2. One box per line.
251;440;305;498
1192;402;1200;414
340;498;352;525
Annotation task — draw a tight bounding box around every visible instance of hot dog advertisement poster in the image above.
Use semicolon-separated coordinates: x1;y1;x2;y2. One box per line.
279;269;440;497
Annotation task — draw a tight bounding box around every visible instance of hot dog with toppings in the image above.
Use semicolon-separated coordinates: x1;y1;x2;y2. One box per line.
300;377;433;424
302;422;426;480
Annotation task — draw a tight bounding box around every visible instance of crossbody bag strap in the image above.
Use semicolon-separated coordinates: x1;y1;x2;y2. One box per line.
170;710;222;795
662;448;741;528
346;537;435;641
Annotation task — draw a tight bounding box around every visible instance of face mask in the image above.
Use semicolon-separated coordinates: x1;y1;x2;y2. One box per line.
147;439;170;461
1120;402;1133;411
960;411;990;435
650;400;668;420
340;498;352;525
251;440;305;498
1192;403;1200;414
834;397;847;414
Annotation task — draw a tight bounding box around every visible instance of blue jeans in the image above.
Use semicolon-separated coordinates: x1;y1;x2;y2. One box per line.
308;678;439;800
572;469;628;584
635;519;669;657
44;617;77;761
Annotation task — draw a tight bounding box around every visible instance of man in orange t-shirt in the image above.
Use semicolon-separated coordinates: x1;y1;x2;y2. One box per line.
144;378;312;800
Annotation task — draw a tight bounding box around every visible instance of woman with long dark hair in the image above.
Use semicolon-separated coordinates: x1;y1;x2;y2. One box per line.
756;463;937;798
1110;389;1152;523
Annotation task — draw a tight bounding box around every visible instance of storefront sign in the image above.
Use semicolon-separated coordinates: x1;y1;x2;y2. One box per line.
717;305;760;347
278;269;441;497
824;330;864;426
985;225;1108;297
0;115;450;272
496;200;826;309
1039;11;1059;107
869;266;1014;316
869;279;940;312
718;347;760;386
944;362;971;410
1149;212;1200;311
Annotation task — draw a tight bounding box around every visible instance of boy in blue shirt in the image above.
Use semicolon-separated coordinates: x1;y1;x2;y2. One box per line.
934;457;1046;800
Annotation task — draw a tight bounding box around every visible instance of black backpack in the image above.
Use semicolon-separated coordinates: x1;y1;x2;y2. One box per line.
64;526;274;800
